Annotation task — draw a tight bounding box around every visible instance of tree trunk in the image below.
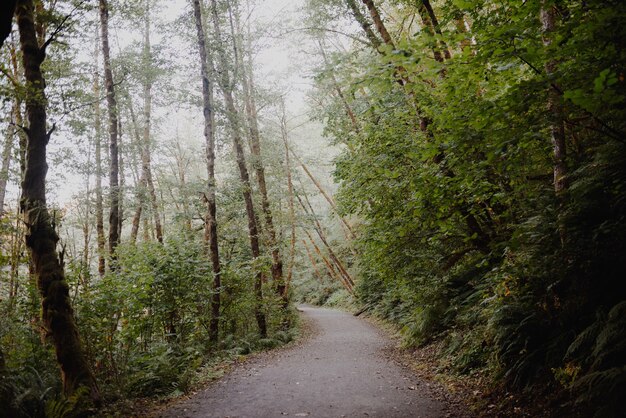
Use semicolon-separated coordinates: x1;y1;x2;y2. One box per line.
193;0;222;345
1;40;23;217
296;192;355;290
126;95;145;244
0;116;14;217
99;0;120;260
344;0;381;48
93;31;106;276
211;0;267;338
280;104;297;295
419;0;451;60
540;4;567;196
118;117;124;237
361;0;394;48
289;146;355;240
16;0;100;402
302;239;324;284
238;13;284;298
417;1;443;63
141;1;163;244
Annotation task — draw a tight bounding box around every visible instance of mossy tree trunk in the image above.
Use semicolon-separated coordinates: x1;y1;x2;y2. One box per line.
210;0;267;339
16;0;100;403
192;0;222;345
99;0;120;260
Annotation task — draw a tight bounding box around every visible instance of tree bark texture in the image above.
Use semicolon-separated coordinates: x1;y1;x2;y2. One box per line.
16;0;100;402
210;0;267;338
361;0;394;48
281;106;297;294
99;0;120;259
0;113;14;216
344;0;381;48
193;0;222;345
540;4;567;195
141;2;163;244
93;31;106;276
240;25;284;298
419;0;451;60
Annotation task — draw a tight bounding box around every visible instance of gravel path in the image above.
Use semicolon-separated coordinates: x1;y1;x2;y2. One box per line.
156;306;453;418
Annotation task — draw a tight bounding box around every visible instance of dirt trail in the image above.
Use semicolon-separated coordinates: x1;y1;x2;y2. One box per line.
155;306;461;418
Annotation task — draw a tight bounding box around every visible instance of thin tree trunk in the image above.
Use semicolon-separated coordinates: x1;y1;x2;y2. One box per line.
303;229;352;293
141;2;163;244
210;0;266;338
1;40;23;217
16;0;100;402
417;1;444;62
280;103;297;296
361;0;394;47
302;239;324;284
174;143;193;232
93;31;106;276
237;12;284;298
193;0;222;345
118;116;124;239
540;4;567;195
0;118;13;217
296;192;355;289
100;0;120;260
419;0;451;60
288;146;355;240
344;0;381;48
126;95;145;244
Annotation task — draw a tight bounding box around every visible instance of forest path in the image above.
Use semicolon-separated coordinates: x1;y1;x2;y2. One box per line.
155;306;457;418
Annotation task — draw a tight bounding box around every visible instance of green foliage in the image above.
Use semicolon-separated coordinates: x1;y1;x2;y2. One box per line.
310;0;626;413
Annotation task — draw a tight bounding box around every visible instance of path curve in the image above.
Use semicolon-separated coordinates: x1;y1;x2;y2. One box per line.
156;306;454;418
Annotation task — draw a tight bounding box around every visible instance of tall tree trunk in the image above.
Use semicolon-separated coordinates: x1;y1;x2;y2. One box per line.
280;104;297;295
296;193;355;290
419;0;451;60
344;0;381;48
302;239;324;284
93;31;106;276
16;0;100;402
118;117;124;237
0;117;14;217
238;13;284;298
126;95;145;244
540;4;567;196
288;146;355;240
99;0;120;260
417;1;444;62
211;0;267;338
1;40;23;217
361;0;394;48
141;1;163;244
192;0;222;345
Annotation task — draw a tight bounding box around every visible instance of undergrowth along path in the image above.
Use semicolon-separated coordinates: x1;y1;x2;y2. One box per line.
156;306;464;417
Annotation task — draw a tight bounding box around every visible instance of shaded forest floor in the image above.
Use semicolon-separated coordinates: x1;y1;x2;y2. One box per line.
370;317;579;418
